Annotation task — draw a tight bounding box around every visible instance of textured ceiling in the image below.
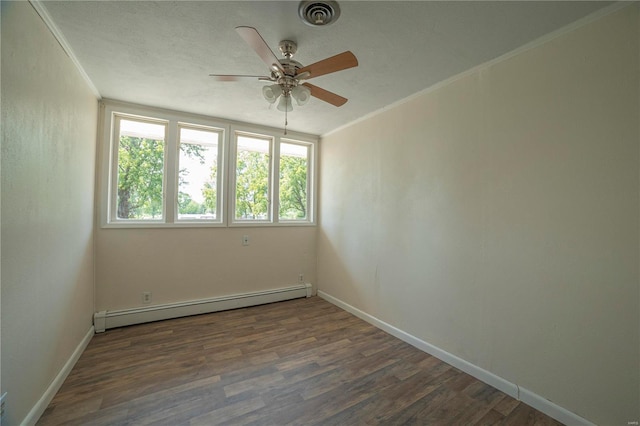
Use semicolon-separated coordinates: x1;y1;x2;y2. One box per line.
41;1;612;136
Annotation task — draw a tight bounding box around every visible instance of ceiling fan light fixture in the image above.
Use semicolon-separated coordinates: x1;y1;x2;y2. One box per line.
291;85;311;106
262;84;282;103
298;1;341;27
277;93;293;112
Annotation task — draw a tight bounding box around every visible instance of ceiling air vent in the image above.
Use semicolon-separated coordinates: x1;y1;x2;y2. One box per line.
298;1;341;27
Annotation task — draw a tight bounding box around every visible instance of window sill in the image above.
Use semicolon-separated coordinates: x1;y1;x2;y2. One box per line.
101;221;316;229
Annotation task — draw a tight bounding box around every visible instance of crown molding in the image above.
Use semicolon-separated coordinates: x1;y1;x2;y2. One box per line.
29;0;101;99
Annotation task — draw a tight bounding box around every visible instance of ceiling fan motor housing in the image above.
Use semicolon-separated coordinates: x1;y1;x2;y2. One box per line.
274;42;303;89
279;58;302;77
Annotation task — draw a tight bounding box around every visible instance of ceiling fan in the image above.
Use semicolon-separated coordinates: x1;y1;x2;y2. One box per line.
210;26;358;132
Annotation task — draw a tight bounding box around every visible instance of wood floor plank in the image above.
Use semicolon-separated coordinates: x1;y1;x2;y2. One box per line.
36;297;563;426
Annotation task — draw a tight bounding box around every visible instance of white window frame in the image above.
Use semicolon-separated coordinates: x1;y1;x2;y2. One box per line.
99;100;317;228
230;130;275;224
227;125;317;227
278;138;314;223
175;122;225;224
109;113;169;224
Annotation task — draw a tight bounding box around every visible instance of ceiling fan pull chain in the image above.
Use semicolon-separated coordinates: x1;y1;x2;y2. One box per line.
284;96;289;135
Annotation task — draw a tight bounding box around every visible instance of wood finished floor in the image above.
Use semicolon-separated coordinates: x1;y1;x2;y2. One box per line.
37;297;562;426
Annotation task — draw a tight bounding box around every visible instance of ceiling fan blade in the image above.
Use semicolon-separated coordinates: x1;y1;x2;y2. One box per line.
297;51;358;79
209;74;272;82
235;26;284;73
302;83;348;107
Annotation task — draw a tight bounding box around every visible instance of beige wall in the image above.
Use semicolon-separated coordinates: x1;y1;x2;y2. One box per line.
318;5;639;425
94;106;318;312
95;226;316;310
0;2;98;424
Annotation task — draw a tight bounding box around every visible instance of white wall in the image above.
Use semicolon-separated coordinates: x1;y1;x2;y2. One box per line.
0;2;98;424
318;5;639;425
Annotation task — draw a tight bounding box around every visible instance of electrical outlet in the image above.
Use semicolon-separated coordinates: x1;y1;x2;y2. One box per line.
298;274;304;284
242;235;249;246
1;392;7;424
142;292;152;304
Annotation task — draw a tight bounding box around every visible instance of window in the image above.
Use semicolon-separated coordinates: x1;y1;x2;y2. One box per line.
233;134;272;221
177;125;222;221
279;141;310;221
114;117;167;221
101;102;316;227
229;133;314;224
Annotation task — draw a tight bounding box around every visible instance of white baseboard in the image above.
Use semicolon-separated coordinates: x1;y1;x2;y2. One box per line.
317;290;594;426
519;386;595;426
94;283;313;332
22;326;94;426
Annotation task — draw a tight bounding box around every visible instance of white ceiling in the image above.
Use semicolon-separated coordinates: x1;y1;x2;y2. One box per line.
41;1;612;136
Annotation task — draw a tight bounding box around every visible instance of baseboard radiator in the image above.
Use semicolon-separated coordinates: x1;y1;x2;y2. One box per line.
94;283;312;333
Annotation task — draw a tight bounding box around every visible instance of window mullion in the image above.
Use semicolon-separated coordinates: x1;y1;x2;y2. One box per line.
165;121;179;223
272;137;280;224
228;130;239;223
109;116;122;223
220;128;229;225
